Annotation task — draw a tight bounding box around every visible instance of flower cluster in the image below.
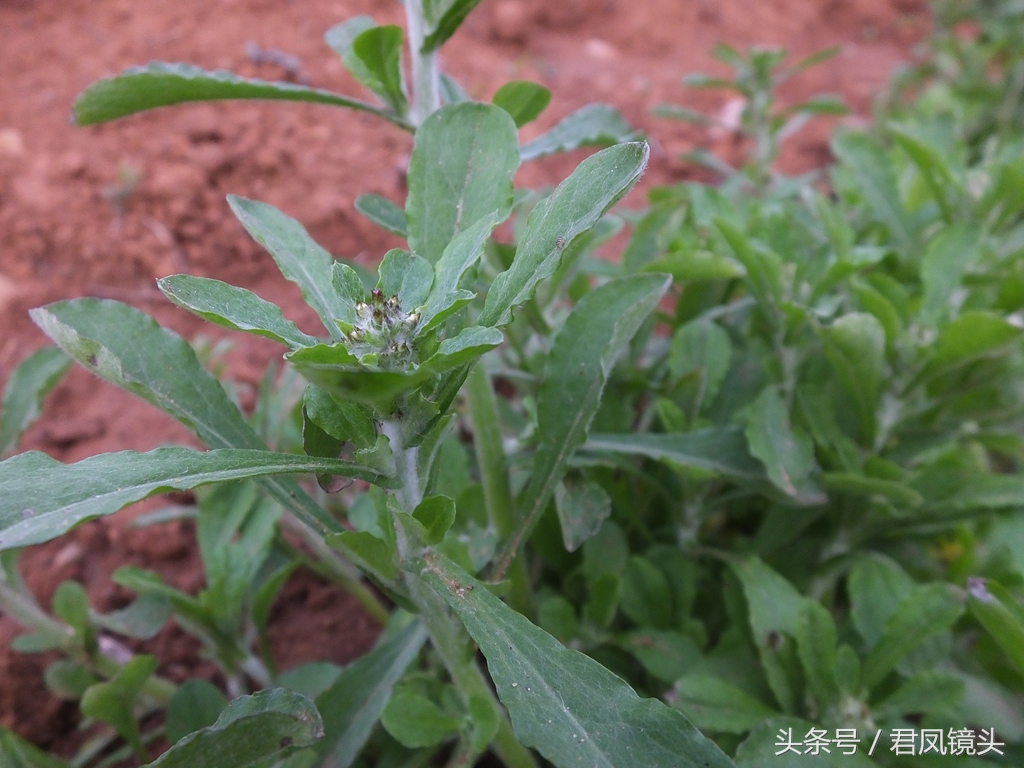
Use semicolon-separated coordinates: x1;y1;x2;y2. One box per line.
344;288;420;370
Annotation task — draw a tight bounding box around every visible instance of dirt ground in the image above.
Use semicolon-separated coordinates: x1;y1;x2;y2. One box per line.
0;0;929;757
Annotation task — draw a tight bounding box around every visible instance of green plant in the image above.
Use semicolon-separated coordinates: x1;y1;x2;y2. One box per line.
655;44;848;192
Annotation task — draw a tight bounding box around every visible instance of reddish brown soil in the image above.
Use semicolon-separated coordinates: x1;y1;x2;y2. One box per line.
0;0;928;758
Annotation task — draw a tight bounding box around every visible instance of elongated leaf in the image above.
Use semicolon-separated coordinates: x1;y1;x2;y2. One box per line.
351;25;407;115
919;223;979;327
582;429;765;480
832;131;915;250
30;299;345;536
422;326;504;374
745;386;824;504
166;680;229;744
715;219;784;316
419;215;497;333
861;584;963;690
493;81;552;127
312;618;428;767
0;447;394;551
382;691;461;747
354;194;408;237
672;675;778;735
848;554;913;648
158;275;318;349
967;578;1024;676
481;143;650;327
150;689;323;768
228;196;353;340
507;274;670;565
520;104;638;162
0;346;70;457
796;601;840;707
821;312;885;442
81;655;158;760
377;250;434;310
72;62;406;128
822;473;922;507
406;103;519;264
0;725;72;768
422;0;486;52
555;475;612;552
420;555;736;768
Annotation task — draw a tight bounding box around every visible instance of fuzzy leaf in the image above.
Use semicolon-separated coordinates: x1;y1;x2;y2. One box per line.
481;143;650;327
582;429;765;481
354;194;408;237
422;0;487;52
406;103;519;264
554;475;612;552
0;346;70;457
158;275;318;349
351;25;408;115
821;312;885;441
493;81;552;127
672;675;778;735
72;62;404;128
421;555;737;768
519;104;638;162
745;386;824;504
377;250;434;310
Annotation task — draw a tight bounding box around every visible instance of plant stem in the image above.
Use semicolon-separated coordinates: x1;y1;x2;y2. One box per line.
404;0;440;126
382;419;422;515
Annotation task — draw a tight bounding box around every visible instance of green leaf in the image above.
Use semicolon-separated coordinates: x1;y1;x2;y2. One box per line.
967;578;1024;676
932;310;1022;369
0;447;393;551
419;216;498;333
381;691;461;748
715;219;784;317
406;103;519;264
44;660;98;700
421;0;486;52
91;594;173;639
158;275;318;349
822;473;922;507
919;224;980;327
166;680;229;744
519;104;638;162
81;655;158;761
227;196;353;341
505;274;670;567
149;689;324;768
832;131;915;250
582;429;766;481
413;495;457;545
646;249;744;283
422;327;504;374
795;601;840;707
493;81;552;127
481;142;651;327
0;346;70;457
861;583;963;690
554;475;612;552
744;386;824;504
420;555;737;768
312;618;428;767
668;320;732;412
848;554;913;648
672;675;778;734
623;630;700;683
0;725;72;768
72;62;406;129
621;556;674;630
354;194;408;237
889;123;961;221
821;312;886;442
874;671;964;720
377;250;434;310
327;530;399;584
303;384;377;450
351;25;408;115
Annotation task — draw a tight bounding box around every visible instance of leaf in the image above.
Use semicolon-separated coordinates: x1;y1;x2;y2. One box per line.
645;250;744;283
81;655;158;761
406;103;519;264
418;216;498;333
582;429;765;481
822;473;922;507
715;219;784;317
672;675;778;734
0;725;72;768
228;196;353;341
519;104;639;162
967;578;1024;677
919;223;979;327
351;25;408;115
832;131;915;250
381;691;461;747
821;312;886;442
303;384;377;450
622;630;700;683
91;594;173;640
420;555;737;768
0;346;70;457
932;310;1021;369
311;618;428;767
848;554;913;648
166;680;229;744
149;689;324;768
44;660;98;700
668;319;732;412
72;62;405;129
861;583;963;690
621;556;674;630
554;475;612;552
422;0;486;52
158;275;318;349
481;142;651;327
413;495;457;545
744;386;824;504
354;194;408;237
493;81;552;127
0;447;394;551
503;274;670;569
377;250;434;310
795;601;840;707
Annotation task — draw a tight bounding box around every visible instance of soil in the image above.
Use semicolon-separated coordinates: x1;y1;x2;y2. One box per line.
0;0;930;760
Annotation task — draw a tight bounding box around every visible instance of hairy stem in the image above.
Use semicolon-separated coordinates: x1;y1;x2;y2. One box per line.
404;0;440;126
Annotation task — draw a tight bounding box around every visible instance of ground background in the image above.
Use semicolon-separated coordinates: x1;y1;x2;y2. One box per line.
0;0;929;755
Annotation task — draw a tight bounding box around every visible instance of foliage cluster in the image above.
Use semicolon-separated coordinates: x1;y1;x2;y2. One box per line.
1;1;1024;766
